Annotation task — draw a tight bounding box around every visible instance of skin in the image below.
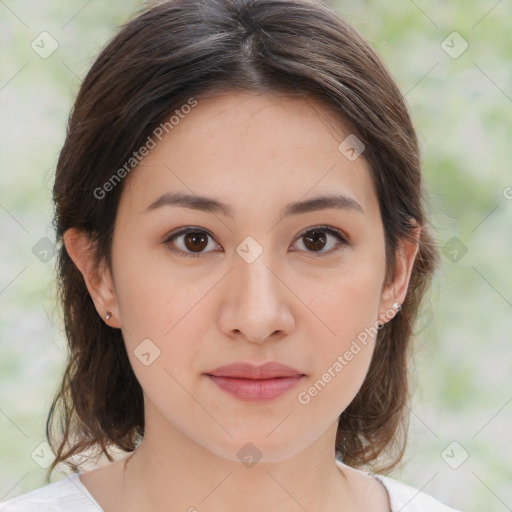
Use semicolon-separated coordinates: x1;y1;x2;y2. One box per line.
64;91;420;512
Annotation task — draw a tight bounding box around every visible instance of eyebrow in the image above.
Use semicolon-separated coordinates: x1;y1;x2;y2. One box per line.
144;191;364;217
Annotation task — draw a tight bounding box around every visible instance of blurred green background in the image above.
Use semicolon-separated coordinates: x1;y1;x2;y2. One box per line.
0;1;511;510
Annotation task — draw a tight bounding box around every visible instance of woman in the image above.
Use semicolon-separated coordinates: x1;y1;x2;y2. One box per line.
0;0;461;510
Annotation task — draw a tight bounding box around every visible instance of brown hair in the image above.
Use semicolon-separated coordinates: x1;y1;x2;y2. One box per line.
47;0;440;480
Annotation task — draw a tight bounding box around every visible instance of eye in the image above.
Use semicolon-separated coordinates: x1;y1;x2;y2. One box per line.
291;225;349;256
162;225;349;258
163;227;220;258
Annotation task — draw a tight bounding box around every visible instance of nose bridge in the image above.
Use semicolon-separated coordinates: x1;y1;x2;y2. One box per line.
234;242;281;306
222;238;293;342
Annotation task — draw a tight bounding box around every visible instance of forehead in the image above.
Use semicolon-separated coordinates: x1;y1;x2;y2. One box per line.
119;91;379;223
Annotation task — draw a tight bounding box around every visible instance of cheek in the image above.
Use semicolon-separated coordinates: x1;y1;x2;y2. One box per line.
299;260;384;346
112;248;218;396
294;266;383;411
113;245;205;338
296;318;377;420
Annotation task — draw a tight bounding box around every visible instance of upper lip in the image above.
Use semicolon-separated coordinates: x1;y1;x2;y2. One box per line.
206;362;304;379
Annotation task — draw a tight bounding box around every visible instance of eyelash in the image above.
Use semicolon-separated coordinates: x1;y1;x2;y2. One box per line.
162;225;349;259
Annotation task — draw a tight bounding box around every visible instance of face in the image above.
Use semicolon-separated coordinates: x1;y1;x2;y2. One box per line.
67;91;418;463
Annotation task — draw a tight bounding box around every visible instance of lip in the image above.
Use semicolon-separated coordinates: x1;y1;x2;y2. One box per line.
207;362;304;379
205;362;305;402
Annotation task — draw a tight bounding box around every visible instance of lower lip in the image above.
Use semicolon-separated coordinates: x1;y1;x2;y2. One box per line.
207;375;304;402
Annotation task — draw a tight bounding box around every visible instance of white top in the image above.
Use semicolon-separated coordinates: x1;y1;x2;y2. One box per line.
0;470;461;511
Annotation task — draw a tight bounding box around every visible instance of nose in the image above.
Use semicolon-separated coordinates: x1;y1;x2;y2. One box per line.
218;251;295;344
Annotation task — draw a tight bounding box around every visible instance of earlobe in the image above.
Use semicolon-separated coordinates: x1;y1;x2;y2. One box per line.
377;221;421;325
62;228;121;328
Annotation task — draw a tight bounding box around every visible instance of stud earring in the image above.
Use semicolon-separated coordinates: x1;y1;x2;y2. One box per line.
105;312;112;321
393;302;401;310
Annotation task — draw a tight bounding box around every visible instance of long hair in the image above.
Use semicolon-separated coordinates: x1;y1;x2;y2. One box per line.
47;0;440;480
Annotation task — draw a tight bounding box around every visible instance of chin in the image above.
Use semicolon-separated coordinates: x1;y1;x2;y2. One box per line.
199;429;313;466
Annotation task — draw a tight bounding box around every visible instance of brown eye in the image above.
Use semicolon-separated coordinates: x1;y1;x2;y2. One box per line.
163;228;219;258
292;226;348;256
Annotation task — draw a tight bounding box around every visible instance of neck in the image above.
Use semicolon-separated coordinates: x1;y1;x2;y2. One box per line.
119;415;358;512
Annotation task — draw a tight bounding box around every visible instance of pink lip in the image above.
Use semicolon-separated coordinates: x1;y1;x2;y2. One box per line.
205;362;305;402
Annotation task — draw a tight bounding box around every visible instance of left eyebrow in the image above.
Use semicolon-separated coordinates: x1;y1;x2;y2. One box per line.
144;191;365;217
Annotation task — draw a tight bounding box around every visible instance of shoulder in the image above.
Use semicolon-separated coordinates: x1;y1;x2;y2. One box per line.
375;474;463;512
0;473;102;512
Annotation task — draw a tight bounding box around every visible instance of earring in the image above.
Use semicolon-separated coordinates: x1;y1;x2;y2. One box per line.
105;312;112;321
393;302;401;310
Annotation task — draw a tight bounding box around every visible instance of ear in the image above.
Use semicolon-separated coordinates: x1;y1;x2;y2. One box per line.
62;227;121;328
377;220;421;326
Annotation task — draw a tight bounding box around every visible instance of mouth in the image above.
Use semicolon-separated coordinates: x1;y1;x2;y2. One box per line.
206;374;305;402
205;361;306;402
